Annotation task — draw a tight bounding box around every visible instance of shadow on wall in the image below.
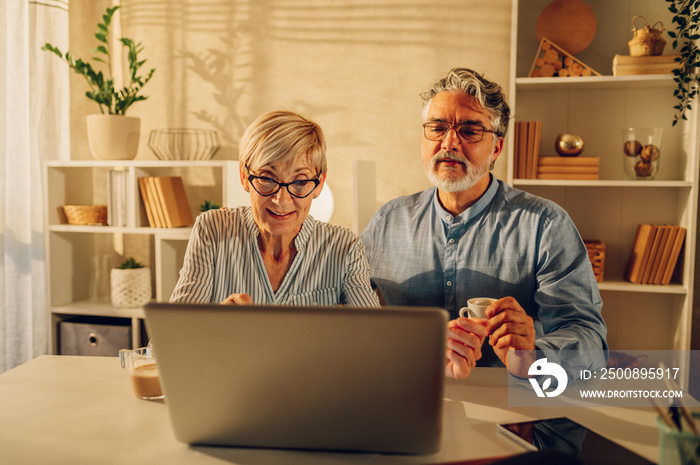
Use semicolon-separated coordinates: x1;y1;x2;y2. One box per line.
116;0;511;226
116;0;509;143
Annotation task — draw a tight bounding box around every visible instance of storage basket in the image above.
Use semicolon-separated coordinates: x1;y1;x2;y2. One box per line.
110;267;152;307
584;240;605;282
63;204;108;225
628;15;666;57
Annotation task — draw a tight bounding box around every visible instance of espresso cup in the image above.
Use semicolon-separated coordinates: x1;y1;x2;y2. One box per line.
459;297;497;319
119;346;164;400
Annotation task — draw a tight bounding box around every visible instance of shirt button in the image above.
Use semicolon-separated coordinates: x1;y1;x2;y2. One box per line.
445;215;453;222
446;281;452;287
448;238;455;244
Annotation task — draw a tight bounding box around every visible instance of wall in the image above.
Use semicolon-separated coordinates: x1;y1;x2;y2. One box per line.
69;0;512;229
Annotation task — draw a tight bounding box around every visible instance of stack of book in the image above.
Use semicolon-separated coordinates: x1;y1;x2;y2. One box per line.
612;54;680;76
138;176;194;228
624;224;687;285
536;157;599;180
513;121;543;179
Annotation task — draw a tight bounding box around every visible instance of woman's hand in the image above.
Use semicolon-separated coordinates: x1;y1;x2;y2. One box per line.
220;293;253;305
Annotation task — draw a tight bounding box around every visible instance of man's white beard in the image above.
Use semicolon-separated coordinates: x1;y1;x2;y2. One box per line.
423;151;494;193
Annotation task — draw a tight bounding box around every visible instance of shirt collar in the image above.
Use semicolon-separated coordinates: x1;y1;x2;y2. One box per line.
294;214;315;252
243;206;259;237
432;174;499;225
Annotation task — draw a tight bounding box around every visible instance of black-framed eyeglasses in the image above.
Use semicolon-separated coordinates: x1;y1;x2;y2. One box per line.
422;122;497;144
245;165;321;199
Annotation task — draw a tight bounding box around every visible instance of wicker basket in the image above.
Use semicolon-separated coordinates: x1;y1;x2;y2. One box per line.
628;15;666;57
584;240;606;282
63;205;108;225
111;267;152;307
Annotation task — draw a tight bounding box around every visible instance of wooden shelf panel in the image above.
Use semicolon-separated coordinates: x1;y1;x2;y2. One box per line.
513;180;693;188
515;75;676;91
51;300;146;319
597;280;687;294
48;225;193;239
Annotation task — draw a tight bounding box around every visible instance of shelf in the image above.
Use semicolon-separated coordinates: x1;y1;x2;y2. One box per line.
44;160;243;354
597;281;687;295
510;0;697;352
513;180;693;188
48;225;193;239
515;75;676;91
51;300;146;319
45;160;235;168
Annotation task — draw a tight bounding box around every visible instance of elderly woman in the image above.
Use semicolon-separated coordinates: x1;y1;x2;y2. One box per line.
170;110;379;307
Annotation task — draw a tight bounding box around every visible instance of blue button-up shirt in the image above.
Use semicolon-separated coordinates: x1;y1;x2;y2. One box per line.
361;176;607;369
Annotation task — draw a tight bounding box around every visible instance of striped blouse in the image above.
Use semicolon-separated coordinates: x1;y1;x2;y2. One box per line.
170;206;380;307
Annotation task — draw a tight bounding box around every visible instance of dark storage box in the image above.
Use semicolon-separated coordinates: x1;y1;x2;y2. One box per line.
59;317;131;356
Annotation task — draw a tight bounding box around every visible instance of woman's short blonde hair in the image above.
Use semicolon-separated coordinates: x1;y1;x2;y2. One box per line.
239;110;327;175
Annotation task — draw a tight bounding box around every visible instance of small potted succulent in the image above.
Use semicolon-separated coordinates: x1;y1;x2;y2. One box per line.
42;5;155;159
111;257;151;307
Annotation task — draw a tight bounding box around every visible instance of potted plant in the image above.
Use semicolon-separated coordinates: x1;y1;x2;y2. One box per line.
199;199;222;212
111;257;151;307
42;5;155;159
666;0;700;126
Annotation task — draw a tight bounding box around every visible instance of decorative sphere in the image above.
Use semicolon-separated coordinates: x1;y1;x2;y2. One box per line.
624;140;642;157
555;133;585;157
640;144;660;162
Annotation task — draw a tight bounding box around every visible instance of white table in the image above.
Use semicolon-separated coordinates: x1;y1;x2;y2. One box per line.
0;356;661;464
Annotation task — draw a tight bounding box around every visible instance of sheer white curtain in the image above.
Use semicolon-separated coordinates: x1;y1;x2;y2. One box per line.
0;0;69;373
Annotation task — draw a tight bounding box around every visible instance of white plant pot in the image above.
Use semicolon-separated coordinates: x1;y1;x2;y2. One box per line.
87;114;140;160
111;267;151;307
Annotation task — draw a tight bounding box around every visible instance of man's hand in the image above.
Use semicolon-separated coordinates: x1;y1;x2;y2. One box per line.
220;293;253;305
445;317;488;378
485;296;536;377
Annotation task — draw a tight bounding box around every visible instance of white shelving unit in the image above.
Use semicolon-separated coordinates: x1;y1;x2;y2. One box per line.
508;0;699;351
43;160;248;353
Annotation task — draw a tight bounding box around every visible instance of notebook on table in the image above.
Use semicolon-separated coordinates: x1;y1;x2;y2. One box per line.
143;302;448;455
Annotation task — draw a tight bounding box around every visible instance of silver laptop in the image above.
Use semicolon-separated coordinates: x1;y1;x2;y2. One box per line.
144;302;447;454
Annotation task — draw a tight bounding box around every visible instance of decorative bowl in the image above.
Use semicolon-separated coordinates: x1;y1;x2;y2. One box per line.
147;128;220;161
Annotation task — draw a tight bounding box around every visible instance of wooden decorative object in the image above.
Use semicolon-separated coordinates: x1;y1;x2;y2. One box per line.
529;38;601;78
62;204;108;225
584;240;605;282
536;0;597;55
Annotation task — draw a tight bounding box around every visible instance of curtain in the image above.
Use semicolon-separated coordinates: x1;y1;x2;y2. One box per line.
0;0;69;373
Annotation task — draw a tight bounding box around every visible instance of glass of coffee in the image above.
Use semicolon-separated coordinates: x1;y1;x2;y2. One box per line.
119;345;164;400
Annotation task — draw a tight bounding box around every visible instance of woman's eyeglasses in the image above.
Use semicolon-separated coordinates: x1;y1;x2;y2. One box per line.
245;166;321;199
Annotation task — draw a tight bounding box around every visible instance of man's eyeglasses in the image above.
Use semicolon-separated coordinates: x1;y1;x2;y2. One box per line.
422;122;497;144
245;166;321;199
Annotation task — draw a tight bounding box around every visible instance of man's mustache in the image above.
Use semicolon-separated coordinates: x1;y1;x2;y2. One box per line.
432;152;467;166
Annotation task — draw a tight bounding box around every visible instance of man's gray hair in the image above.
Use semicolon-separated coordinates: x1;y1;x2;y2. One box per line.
420;68;510;139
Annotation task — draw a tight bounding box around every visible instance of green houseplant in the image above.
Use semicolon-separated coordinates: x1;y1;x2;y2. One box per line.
42;5;155;159
199;199;222;212
42;5;154;115
666;0;700;126
115;257;144;269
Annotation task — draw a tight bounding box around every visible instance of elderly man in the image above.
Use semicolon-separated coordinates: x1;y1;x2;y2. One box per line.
361;68;607;379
